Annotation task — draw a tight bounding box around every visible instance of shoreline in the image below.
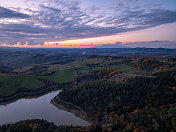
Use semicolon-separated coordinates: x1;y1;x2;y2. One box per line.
0;86;58;104
0;82;72;104
51;97;92;125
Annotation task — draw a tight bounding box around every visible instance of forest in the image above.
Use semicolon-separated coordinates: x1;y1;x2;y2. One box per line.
56;69;176;131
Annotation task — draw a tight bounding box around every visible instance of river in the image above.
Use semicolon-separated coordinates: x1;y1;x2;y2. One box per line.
0;90;89;126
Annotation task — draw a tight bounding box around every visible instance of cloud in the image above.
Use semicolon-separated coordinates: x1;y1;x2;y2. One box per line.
2;40;176;49
0;6;29;19
0;0;176;45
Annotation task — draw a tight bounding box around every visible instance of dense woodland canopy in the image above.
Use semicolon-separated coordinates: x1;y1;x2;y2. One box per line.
57;69;176;131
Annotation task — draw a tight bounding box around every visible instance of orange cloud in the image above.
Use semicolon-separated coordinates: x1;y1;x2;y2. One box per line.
1;42;43;48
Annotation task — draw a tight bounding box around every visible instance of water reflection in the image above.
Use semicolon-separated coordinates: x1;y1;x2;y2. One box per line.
0;90;89;126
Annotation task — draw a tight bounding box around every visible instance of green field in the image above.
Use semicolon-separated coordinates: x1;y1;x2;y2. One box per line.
40;66;107;83
0;59;135;97
73;66;103;73
110;64;134;73
76;64;134;73
40;68;76;83
0;74;44;96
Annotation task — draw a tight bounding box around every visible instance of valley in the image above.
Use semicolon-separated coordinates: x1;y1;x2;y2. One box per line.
0;48;176;132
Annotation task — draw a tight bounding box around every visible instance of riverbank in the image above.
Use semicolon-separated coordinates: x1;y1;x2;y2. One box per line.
0;82;72;104
51;96;91;124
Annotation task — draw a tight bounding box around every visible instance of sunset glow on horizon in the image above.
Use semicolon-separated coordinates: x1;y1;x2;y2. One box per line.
0;0;176;48
45;22;176;48
2;22;176;48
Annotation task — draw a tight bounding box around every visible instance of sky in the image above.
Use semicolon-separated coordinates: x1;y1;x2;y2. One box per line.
0;0;176;48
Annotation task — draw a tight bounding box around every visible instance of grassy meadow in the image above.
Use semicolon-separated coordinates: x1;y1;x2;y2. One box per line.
0;56;136;97
0;74;44;96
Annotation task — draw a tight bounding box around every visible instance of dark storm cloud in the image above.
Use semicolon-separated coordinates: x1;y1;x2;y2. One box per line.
0;0;176;45
0;6;29;19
